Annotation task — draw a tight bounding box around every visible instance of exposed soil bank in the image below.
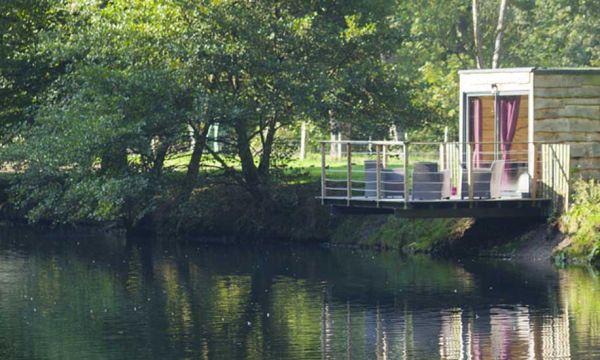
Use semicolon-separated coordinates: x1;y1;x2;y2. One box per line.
328;214;564;261
447;219;565;261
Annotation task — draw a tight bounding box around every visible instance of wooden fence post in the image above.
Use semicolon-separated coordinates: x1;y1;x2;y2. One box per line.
347;143;352;205
403;143;409;208
299;121;307;161
376;144;381;205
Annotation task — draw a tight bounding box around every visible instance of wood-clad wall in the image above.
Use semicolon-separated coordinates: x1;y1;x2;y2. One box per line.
480;96;495;164
534;73;600;179
476;96;528;164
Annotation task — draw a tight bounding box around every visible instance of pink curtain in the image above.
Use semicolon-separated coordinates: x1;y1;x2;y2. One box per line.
469;98;482;167
499;96;521;178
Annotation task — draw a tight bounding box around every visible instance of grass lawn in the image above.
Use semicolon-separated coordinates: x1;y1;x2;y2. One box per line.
161;148;443;192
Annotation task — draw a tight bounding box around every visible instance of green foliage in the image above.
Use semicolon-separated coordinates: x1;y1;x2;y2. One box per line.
332;215;471;252
11;173;153;225
506;0;600;67
560;178;600;263
163;181;330;241
0;0;598;231
0;0;71;143
2;0;192;224
392;0;599;140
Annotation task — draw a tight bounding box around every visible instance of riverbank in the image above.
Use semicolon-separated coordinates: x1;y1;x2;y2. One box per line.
0;174;596;265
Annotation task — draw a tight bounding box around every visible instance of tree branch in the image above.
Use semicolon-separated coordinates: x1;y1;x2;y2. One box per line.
472;0;485;69
492;0;509;69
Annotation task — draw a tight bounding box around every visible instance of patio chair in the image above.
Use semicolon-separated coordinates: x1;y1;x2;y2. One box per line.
461;160;504;199
363;160;405;198
490;160;505;198
382;168;405;198
364;160;377;197
412;162;450;200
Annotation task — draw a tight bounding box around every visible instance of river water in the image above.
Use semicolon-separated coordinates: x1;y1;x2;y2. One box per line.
0;228;599;360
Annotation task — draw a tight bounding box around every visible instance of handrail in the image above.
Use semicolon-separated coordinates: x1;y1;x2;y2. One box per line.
320;140;583;146
319;139;572;213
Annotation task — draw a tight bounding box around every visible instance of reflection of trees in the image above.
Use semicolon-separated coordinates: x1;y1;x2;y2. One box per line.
269;277;322;359
0;244;128;359
157;258;194;352
560;267;600;354
5;233;600;359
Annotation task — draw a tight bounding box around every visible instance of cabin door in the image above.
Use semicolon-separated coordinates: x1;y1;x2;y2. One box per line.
466;94;529;194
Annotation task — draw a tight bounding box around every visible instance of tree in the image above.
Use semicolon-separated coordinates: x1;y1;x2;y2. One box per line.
0;0;69;144
3;0;196;225
181;0;405;198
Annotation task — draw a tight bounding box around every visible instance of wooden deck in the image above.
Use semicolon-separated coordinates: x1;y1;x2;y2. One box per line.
320;196;551;218
318;140;569;219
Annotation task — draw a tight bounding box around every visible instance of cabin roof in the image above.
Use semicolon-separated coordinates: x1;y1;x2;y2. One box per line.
459;67;600;75
532;67;600;75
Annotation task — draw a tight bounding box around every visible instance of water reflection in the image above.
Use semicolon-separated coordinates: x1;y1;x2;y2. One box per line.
0;228;599;359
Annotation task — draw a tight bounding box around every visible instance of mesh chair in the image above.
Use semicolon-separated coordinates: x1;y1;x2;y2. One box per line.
363;160;405;199
412;162;450;200
461;160;505;199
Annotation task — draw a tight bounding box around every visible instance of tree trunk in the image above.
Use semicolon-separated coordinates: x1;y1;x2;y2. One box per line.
100;147;128;176
492;0;509;69
183;122;211;194
151;138;170;176
258;116;277;178
472;0;485;69
235;121;262;199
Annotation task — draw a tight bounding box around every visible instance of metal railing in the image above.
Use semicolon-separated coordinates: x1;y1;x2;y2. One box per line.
320;140;571;212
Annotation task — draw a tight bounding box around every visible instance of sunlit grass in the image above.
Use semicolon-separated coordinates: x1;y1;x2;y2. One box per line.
142;149;442;190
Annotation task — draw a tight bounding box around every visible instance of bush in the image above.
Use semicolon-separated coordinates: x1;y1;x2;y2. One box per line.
159;181;331;241
560;178;600;262
10;171;155;227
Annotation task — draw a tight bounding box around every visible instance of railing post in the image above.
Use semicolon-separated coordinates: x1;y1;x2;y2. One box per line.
551;145;556;209
467;143;474;202
347;142;352;205
376;144;381;206
403;142;409;208
564;144;570;212
439;143;445;170
320;142;326;204
531;143;539;205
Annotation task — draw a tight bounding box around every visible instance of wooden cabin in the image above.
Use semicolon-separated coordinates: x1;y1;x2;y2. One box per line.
459;67;600;182
318;67;599;217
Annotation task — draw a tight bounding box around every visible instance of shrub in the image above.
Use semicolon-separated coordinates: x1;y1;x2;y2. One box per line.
560;178;600;262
